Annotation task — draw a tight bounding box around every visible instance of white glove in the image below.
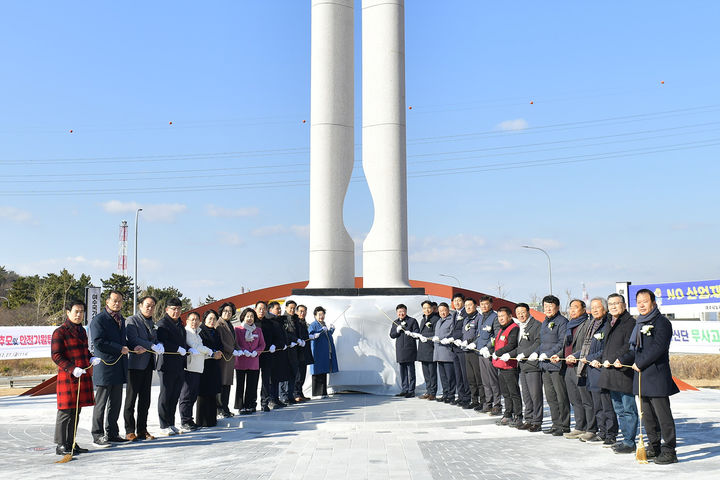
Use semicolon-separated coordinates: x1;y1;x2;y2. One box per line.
269;345;276;353
72;367;85;378
90;356;101;366
322;326;328;332
329;324;335;330
408;331;419;338
432;336;440;343
492;353;498;360
467;342;477;350
250;350;258;357
538;353;548;361
528;352;539;362
440;338;451;345
201;346;213;356
500;353;511;362
461;340;468;347
479;347;490;358
283;344;287;350
177;347;187;356
232;349;241;356
453;339;463;347
243;349;251;357
188;348;199;355
516;352;526;361
298;339;306;347
151;343;164;354
290;342;297;347
396;325;404;333
420;336;428;343
313;332;322;339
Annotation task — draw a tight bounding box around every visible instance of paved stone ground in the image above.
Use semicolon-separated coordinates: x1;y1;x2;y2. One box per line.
0;387;719;479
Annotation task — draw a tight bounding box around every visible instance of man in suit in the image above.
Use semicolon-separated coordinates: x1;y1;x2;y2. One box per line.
293;304;314;402
89;290;129;447
389;304;419;398
417;300;439;400
449;293;471;407
124;294;162;441
514;303;543;432
598;293;638;453
460;298;483;410
476;296;502;415
631;289;679;465
156;297;188;436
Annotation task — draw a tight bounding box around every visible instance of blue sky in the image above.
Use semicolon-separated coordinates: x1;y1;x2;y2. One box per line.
1;1;718;306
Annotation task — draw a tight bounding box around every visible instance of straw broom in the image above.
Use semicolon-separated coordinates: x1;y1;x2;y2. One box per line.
636;371;648;464
56;374;82;463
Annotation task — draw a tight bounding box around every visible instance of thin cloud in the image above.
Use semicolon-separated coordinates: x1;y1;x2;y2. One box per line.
100;200;187;223
0;206;32;223
206;205;259;218
218;232;245;246
496;118;528;131
251;224;309;238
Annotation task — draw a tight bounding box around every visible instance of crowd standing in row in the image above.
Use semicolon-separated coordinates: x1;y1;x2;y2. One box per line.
51;293;339;456
388;291;679;465
51;288;679;466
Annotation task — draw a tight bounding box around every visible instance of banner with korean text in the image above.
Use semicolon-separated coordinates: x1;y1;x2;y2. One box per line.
0;326;58;359
670;321;720;354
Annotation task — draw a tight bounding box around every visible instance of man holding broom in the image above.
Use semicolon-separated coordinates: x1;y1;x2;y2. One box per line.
631;288;679;465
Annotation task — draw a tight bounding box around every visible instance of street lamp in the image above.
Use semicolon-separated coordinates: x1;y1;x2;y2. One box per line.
521;245;553;295
439;273;461;288
133;208;143;315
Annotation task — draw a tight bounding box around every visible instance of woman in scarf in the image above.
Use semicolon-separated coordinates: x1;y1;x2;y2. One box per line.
196;309;223;427
234;308;266;414
216;302;239;418
179;312;212;432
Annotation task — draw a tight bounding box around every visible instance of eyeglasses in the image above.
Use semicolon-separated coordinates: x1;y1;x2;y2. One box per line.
607;302;623;306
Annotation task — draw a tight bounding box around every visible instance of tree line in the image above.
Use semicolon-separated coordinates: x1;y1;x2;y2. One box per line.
0;266;198;326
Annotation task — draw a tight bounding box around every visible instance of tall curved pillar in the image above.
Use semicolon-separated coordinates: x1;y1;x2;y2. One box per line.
307;0;355;289
361;0;410;288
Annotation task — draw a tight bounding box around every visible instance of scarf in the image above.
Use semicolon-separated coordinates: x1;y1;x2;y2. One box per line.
629;306;660;351
565;313;588;345
241;322;257;342
107;307;122;326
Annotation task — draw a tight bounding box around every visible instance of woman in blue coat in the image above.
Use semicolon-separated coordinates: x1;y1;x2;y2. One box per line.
308;306;339;398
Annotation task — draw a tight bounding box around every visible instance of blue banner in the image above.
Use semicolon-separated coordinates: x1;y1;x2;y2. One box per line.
629;280;720;307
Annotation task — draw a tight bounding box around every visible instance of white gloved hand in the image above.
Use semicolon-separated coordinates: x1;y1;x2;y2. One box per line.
72;367;85;378
538;353;548;361
269;345;276;353
528;352;539;362
440;338;451;345
432;336;440;343
396;325;404;333
314;332;322;339
283;344;287;350
516;352;526;361
492;353;498;360
232;349;241;356
420;336;428;343
177;347;187;356
500;353;511;362
298;339;305;347
290;342;297;347
188;348;199;355
461;340;468;347
243;349;251;357
151;343;164;354
453;339;463;347
322;326;328;332
201;346;213;356
250;350;258;357
90;356;101;366
467;342;477;350
479;347;490;358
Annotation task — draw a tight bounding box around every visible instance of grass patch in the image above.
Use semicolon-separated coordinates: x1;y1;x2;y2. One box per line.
670;354;720;383
0;358;57;377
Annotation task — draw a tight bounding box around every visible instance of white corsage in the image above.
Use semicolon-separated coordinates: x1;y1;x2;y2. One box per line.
464;324;471;331
640;325;654;336
483;325;492;332
593;332;604;341
547;322;555;330
425;322;432;328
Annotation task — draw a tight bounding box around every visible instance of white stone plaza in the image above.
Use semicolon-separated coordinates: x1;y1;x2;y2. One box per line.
0;384;718;479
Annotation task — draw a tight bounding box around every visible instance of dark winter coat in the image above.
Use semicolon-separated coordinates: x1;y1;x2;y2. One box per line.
417;313;439;363
475;310;500;350
461;311;480;343
598;310;635;394
517;317;542;373
389;316;419;363
266;315;291;382
578;314;607;392
125;312;157;371
632;311;680;398
198;324;222;396
433;314;456;362
450;308;466;353
52;320;94;409
156;313;188;374
89;309;128;386
215;318;237;385
294;316;315;365
537;312;568;372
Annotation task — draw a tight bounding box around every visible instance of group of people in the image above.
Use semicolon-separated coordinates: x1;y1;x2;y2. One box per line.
388;291;680;465
50;292;339;457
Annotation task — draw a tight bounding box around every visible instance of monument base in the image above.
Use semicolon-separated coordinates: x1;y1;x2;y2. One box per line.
290;294;437;396
291;287;426;296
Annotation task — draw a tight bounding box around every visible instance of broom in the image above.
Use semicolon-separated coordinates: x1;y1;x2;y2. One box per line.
636;371;648;464
56;373;82;464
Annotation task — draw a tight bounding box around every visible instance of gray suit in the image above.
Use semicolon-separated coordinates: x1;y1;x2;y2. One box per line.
123;313;157;436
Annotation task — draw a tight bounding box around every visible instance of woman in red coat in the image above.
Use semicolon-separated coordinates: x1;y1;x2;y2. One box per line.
51;299;99;455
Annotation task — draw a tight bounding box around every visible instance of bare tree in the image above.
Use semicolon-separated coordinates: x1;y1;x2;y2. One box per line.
495;281;508;300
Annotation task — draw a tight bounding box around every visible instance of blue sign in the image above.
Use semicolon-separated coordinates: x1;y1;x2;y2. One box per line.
629;280;720;307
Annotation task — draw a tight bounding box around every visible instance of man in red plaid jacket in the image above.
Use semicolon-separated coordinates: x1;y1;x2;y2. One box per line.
51;299;100;455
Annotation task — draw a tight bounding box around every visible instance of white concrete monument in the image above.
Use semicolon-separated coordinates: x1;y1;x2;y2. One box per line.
307;0;356;289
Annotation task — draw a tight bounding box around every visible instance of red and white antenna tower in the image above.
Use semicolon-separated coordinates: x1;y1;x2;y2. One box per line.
118;220;128;275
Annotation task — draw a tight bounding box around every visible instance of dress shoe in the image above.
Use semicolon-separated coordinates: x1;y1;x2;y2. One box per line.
462;403;474;409
564;429;585;439
509;417;523;428
468;402;480;409
427;395;436;401
579;432;602;442
543;427;558;435
473;405;484;411
140;432;155;440
56;445;71;455
262;405;271;412
654;451;678;465
395;392;408;397
552;428;568;436
602;438;617;447
517;422;531;430
126;433;138;442
449;398;458;405
436;396;446;402
180;423;198;433
73;445;89;454
528;424;543;432
295;397;305;403
489;406;503;416
495;416;511;426
612;443;636;454
405;392;415;398
93;436;112;447
419;394;430;399
301;396;311;401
